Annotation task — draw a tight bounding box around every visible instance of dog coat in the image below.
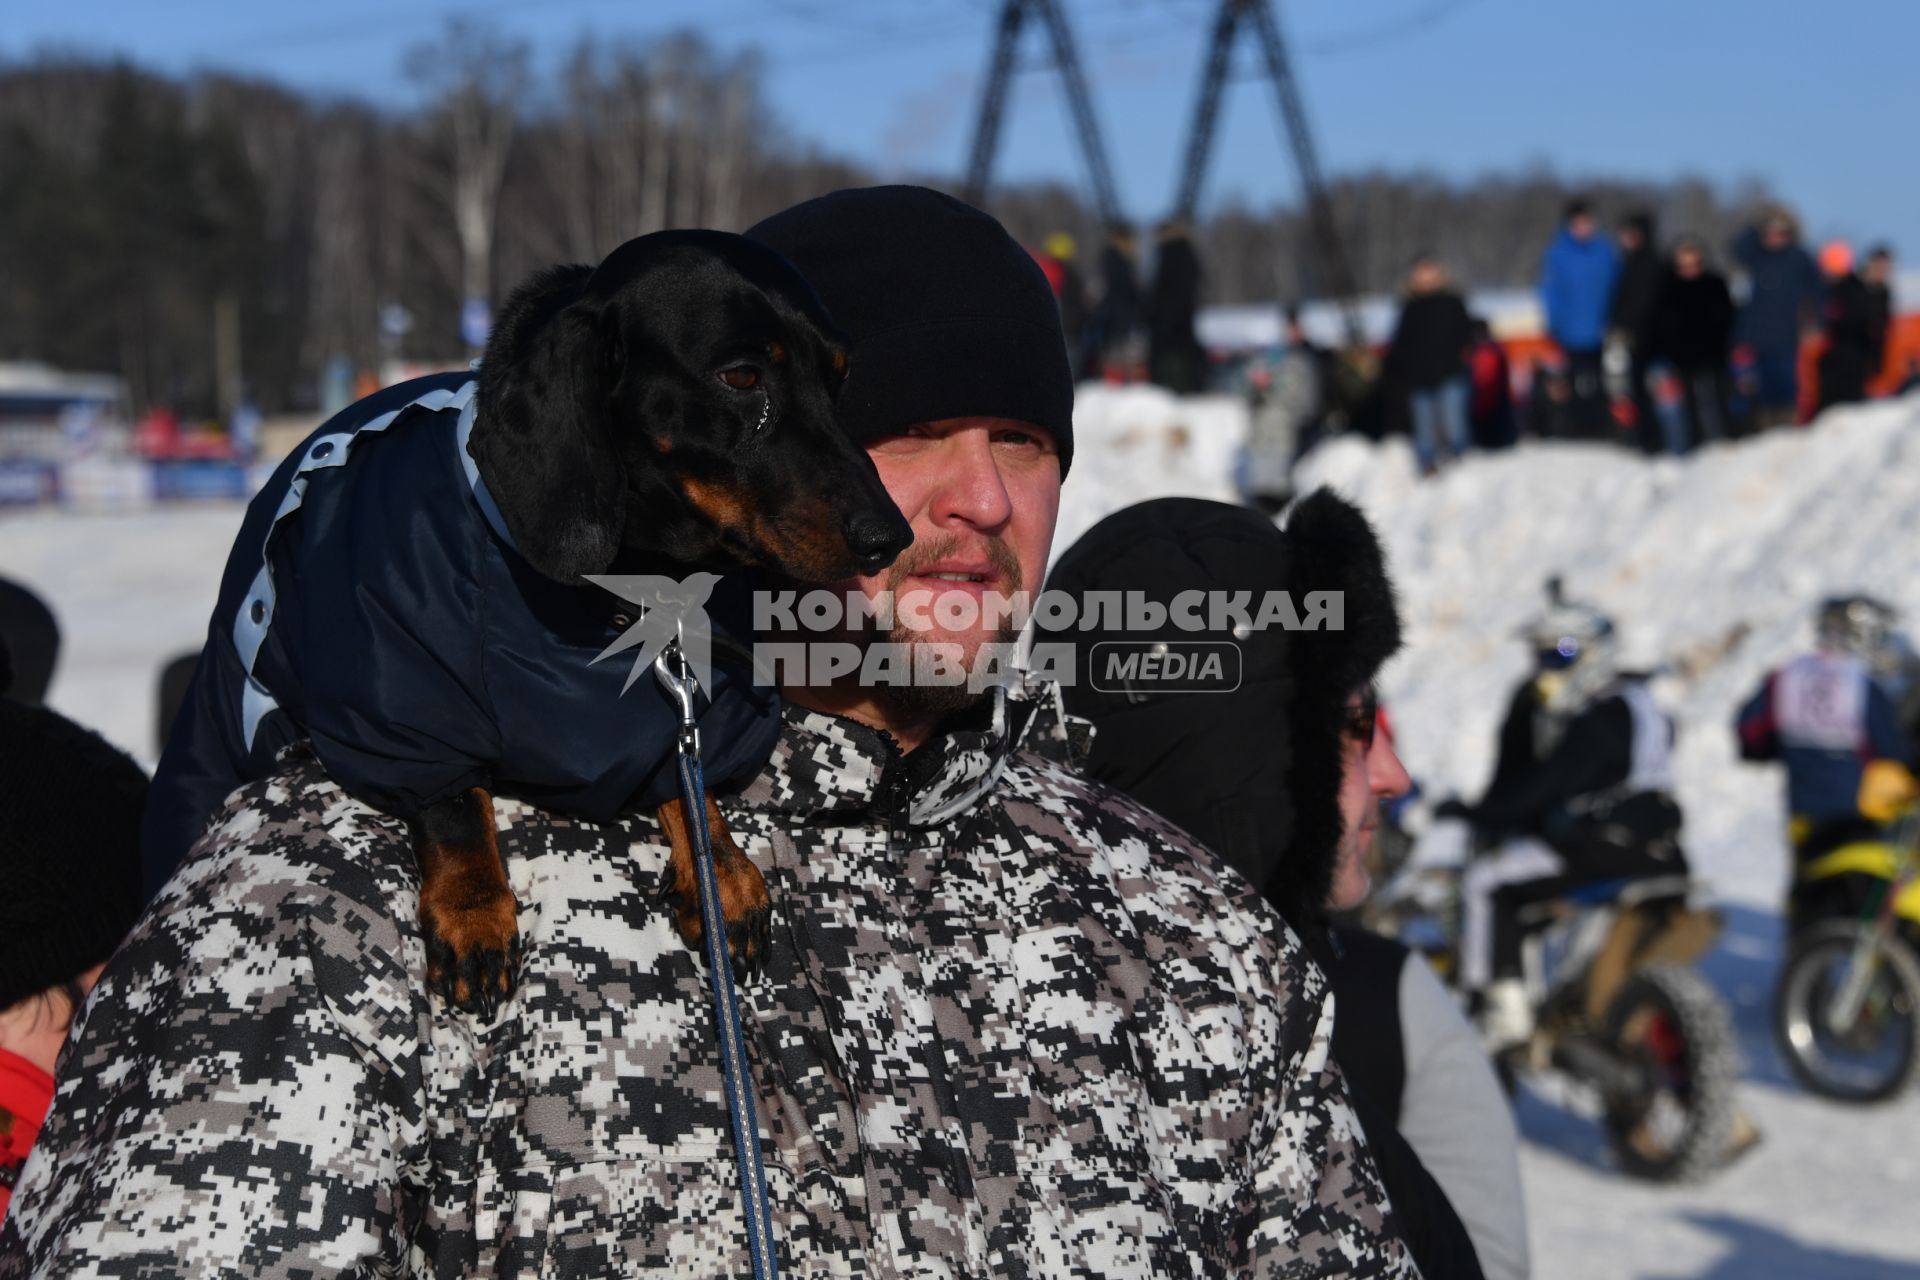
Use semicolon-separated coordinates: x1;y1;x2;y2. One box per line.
142;371;780;895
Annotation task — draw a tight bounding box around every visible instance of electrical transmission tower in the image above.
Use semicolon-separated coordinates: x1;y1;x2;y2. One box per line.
961;0;1123;227
1173;0;1363;344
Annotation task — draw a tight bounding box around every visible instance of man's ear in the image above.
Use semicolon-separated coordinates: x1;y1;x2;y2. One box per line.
472;298;626;584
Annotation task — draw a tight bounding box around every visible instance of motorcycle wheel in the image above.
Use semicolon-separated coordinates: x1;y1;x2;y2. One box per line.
1773;922;1920;1104
1601;964;1738;1182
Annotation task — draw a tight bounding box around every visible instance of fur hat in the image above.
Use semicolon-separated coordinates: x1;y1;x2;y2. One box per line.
1045;489;1400;925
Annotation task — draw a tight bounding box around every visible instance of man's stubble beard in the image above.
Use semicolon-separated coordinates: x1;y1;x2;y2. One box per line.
871;532;1024;724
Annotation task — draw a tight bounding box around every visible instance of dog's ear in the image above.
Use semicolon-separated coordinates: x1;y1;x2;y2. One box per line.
473;266;626;584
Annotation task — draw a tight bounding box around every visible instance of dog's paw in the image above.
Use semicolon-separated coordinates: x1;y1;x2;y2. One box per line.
421;891;522;1019
659;798;773;983
663;844;772;983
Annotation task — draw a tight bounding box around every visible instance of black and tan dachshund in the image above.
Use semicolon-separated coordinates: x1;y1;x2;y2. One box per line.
416;231;911;1011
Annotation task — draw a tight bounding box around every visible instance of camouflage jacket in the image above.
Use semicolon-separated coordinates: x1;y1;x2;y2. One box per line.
1;696;1415;1279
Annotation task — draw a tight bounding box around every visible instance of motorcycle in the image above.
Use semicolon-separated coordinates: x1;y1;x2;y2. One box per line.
1371;826;1740;1182
1772;797;1920;1103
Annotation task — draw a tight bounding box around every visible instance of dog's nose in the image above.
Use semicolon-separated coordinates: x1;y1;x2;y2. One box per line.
844;510;912;575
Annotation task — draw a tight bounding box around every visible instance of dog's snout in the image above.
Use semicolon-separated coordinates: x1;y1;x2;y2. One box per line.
844;510;912;575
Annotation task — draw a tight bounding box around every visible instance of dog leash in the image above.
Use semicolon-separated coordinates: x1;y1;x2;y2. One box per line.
654;638;781;1280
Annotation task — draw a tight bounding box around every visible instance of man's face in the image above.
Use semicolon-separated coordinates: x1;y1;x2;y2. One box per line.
1569;214;1596;241
1331;689;1412;911
1676;244;1704;278
1619;226;1643;253
1866;254;1893;286
839;416;1062;716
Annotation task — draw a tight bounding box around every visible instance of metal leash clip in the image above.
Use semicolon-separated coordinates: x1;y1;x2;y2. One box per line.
654;631;702;758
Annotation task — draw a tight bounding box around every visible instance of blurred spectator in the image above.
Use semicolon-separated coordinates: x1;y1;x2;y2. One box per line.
1238;304;1327;513
1643;236;1736;454
1385;255;1474;474
1731;205;1821;430
1466;318;1517;450
1083;224;1142;381
1610;211;1661;454
0;655;149;1218
1147;221;1207;395
1042;232;1090;379
1539;198;1620;437
1814;243;1896;415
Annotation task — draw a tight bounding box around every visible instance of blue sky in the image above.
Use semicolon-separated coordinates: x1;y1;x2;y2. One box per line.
9;0;1915;261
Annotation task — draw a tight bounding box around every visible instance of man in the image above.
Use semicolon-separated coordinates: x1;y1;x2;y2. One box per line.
1046;494;1527;1280
1730;205;1820;431
1085;222;1142;381
1385;255;1474;473
0;647;149;1218
1737;596;1913;929
1641;236;1736;453
1539;199;1619;437
1816;242;1892;414
1147;220;1206;395
1442;593;1686;1049
1;187;1413;1277
1608;212;1661;454
1238;304;1327;513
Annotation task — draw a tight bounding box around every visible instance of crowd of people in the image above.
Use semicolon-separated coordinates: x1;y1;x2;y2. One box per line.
1396;198;1905;473
1031;220;1212;394
1033;197;1909;497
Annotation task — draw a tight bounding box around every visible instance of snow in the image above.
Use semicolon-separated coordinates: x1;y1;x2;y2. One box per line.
4;387;1920;1276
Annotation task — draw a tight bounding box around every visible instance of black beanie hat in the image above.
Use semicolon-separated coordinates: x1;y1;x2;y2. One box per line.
0;694;149;1009
747;185;1075;474
1045;490;1400;926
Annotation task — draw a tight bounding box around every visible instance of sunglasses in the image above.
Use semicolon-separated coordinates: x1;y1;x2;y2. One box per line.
1343;686;1379;751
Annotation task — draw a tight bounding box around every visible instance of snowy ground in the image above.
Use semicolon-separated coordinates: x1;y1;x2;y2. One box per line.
5;388;1920;1276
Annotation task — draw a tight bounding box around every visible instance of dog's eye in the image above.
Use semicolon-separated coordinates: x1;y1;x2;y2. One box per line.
718;367;761;391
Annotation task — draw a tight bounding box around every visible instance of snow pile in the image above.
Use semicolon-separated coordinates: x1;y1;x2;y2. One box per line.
1052;383;1248;556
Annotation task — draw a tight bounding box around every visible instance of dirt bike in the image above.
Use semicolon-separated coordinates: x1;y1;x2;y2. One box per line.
1371;828;1740;1182
1773;801;1920;1103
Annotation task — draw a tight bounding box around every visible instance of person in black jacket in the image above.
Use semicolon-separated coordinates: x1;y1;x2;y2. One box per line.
1642;236;1736;453
1047;493;1527;1280
1147;220;1207;394
1441;593;1687;1049
1817;243;1893;413
1386;256;1474;473
1610;212;1662;454
1083;224;1142;381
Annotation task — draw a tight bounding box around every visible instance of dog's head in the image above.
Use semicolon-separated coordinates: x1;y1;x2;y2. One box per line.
472;230;912;585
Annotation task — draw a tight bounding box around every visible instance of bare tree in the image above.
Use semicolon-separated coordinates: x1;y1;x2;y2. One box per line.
406;20;529;345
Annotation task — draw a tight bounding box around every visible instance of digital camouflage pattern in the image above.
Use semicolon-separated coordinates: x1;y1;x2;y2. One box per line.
0;695;1416;1278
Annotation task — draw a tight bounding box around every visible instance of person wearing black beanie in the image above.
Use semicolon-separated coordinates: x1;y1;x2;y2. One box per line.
747;185;1075;474
1046;491;1529;1280
0;667;149;1218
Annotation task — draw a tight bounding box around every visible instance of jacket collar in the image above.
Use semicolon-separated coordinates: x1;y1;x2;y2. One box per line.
741;681;1064;828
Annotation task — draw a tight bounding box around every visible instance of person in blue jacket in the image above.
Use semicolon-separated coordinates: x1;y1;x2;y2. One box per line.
1730;206;1821;431
1538;199;1620;438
